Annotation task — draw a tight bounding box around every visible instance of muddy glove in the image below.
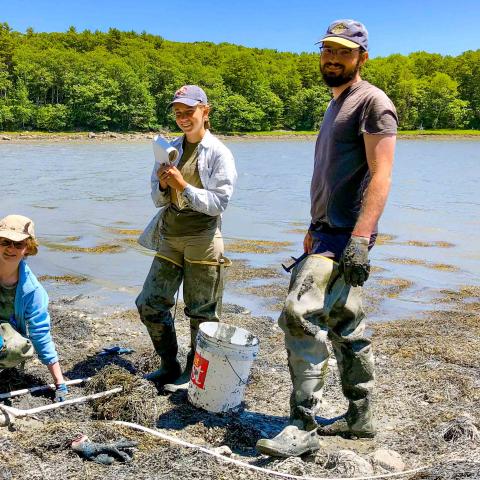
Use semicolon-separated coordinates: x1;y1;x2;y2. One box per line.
54;383;69;402
99;346;135;356
71;434;138;465
338;236;370;287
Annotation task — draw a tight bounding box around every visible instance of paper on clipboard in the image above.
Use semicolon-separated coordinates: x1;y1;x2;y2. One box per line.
153;135;179;165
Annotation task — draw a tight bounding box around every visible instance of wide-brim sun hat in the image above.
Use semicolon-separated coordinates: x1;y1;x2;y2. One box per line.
0;215;36;241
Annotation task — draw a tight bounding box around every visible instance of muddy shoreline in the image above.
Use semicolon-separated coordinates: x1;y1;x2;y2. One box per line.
2;131;480;143
1;254;479;479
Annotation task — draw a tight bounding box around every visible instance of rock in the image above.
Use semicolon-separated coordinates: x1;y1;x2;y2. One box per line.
277;456;305;475
371;448;405;472
326;450;374;476
88;132;96;138
109;133;118;138
1;135;11;140
213;445;232;456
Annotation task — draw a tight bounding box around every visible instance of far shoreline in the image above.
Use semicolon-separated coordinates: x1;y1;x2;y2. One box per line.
1;129;480;142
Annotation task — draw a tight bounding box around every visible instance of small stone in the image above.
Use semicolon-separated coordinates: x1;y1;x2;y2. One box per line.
371;448;405;472
213;445;232;456
1;135;11;140
88;132;96;138
277;456;305;475
326;450;374;476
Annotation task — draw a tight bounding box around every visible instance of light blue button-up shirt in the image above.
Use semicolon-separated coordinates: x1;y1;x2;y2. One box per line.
139;130;237;250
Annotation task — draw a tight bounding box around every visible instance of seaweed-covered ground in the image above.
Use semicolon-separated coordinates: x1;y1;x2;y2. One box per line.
1;253;479;479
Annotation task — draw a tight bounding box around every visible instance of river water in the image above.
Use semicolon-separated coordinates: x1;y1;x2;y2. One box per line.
1;137;478;320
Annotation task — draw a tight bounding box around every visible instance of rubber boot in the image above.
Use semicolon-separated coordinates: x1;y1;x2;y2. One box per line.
256;394;323;458
257;256;338;458
164;315;202;393
319;280;376;438
136;257;183;384
256;426;320;458
163;349;194;392
317;400;375;438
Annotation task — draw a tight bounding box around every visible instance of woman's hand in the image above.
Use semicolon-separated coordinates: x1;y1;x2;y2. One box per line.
157;164;171;190
159;165;188;192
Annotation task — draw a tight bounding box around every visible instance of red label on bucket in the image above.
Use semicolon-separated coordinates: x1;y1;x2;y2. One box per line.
191;352;209;389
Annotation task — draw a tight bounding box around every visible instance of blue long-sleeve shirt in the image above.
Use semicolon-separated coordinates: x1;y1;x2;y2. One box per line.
13;260;59;365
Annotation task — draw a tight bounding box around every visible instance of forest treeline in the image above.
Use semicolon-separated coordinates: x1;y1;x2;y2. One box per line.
0;23;479;132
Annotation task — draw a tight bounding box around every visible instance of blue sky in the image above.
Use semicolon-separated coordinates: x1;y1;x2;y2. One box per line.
1;0;479;58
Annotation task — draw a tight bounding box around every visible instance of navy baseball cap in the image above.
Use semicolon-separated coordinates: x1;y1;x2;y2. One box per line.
318;19;368;51
169;85;208;107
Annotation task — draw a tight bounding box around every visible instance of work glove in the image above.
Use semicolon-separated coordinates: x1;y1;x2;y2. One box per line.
71;434;138;465
338;236;370;287
98;346;135;356
54;383;69;402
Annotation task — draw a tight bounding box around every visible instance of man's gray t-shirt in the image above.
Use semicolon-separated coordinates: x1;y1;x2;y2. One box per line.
310;80;398;230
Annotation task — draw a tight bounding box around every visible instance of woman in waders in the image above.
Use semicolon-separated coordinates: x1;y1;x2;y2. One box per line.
136;85;237;392
0;215;68;402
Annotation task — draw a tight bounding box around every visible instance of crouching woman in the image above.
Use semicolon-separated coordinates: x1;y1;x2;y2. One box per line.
0;215;68;402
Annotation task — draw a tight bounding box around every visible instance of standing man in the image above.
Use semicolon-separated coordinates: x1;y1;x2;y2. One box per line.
257;20;398;457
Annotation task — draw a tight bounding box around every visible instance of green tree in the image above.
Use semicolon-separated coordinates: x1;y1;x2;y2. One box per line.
418;73;467;128
35;104;69;130
284;86;331;130
0;102;14;129
212;94;265;131
0;24;477;132
454;50;480;128
11;81;34;128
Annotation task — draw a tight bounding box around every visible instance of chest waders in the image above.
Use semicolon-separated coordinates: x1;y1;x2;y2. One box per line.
256;254;374;457
136;256;227;388
0;323;35;370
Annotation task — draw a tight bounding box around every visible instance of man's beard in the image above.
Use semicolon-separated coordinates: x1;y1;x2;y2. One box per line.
321;58;361;87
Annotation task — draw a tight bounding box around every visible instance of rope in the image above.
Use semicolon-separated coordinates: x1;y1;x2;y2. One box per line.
224;354;249;385
113;421;428;480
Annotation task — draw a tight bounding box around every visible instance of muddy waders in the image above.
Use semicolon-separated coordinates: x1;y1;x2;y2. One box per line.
0;323;34;371
164;258;226;392
136;256;226;389
256;255;375;457
136;257;184;384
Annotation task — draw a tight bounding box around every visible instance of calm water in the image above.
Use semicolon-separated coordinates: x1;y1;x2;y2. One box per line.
1;138;479;319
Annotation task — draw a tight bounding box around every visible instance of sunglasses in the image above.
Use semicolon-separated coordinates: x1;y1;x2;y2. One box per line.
0;238;28;249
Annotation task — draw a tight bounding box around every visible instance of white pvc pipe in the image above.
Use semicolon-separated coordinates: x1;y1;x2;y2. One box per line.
0;387;122;426
113;420;427;480
0;377;92;400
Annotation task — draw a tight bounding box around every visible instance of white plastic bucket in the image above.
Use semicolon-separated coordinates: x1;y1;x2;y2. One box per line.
188;322;259;413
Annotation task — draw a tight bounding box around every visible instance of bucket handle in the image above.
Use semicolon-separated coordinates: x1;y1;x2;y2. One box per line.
224;355;249;386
